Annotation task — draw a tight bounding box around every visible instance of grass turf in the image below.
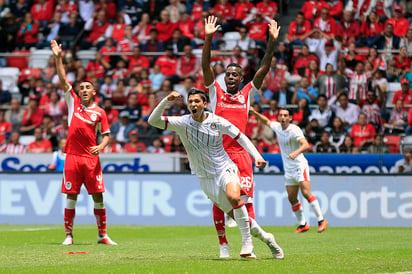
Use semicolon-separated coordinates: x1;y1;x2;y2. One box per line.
0;225;411;273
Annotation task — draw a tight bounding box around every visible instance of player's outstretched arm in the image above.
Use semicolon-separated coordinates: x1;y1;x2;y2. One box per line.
249;107;271;127
148;92;181;129
253;20;280;89
51;40;70;93
202;16;220;87
235;132;267;168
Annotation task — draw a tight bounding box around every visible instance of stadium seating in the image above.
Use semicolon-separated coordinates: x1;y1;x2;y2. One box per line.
76;49;97;67
6;50;29;70
29;49;52;69
400;135;412;153
160;135;173;152
223;31;241;51
19;135;35;146
383;135;401;153
386;82;401;107
18;68;43;82
0;67;20;93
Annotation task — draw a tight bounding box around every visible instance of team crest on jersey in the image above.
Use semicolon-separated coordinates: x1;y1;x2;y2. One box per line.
65;181;72;190
210;122;216;129
90;113;97;122
237;95;245;104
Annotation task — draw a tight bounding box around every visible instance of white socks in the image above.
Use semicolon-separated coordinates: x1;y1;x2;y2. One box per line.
292;202;307;226
233;204;252;243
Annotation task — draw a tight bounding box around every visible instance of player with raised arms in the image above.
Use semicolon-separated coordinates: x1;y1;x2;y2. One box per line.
249;107;328;233
202;15;281;257
51;40;117;246
148;89;284;259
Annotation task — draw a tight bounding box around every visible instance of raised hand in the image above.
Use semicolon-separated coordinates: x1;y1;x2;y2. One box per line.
204;15;220;36
167;91;182;101
50;40;62;58
255;158;267;168
268;20;280;40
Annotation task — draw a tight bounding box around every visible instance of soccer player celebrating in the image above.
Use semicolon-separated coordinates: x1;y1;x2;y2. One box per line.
51;40;117;246
249;107;328;233
202;16;280;257
149;89;284;259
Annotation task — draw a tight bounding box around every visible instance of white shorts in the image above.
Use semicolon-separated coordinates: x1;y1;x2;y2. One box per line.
199;164;240;213
284;162;310;186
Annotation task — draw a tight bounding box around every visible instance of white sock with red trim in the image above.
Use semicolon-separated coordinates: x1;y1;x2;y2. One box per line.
308;196;323;221
292;202;306;226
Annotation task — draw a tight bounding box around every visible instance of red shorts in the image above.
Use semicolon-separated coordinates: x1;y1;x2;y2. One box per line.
62;154;105;194
227;151;254;197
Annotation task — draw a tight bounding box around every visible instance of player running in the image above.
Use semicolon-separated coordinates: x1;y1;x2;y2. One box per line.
202;15;280;257
51;40;117;246
249;107;328;233
148;89;284;259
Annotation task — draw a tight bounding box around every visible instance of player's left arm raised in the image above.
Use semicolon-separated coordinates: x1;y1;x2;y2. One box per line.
252;20;280;89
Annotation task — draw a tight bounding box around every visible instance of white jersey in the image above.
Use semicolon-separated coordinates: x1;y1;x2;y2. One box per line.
166;112;241;178
269;121;308;171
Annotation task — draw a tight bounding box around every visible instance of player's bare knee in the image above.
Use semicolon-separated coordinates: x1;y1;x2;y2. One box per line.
67;193;78;201
92;193;104;203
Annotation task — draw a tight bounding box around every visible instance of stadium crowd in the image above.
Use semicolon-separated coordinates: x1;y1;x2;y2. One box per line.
0;0;412;158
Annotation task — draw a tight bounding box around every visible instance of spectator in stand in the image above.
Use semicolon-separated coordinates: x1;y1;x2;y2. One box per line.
265;56;297;95
117;25;139;62
224;46;250;79
371;23;400;60
368;134;390;153
176;44;200;81
192;10;208;48
110;110;135;146
141;93;158;117
58;11;84;50
111;79;127;106
122;93;142;123
78;0;95;22
16;12;39;49
347;61;372;102
274;41;293;71
44;90;68;125
132;13;153;44
5;98;24;132
313;131;339;153
339;135;357;153
233;0;254;23
315;38;340;72
389;46;411;80
149;64;166;92
165;0;186;23
94;0;117;22
256;0;278;19
234;26;256;53
358;10;383;47
391;147;412;173
400;29;412;55
211;0;235;32
86;52;111;85
120;0;143;26
10;0;30;22
155;10;177;43
1;12;19;52
127;47;150;76
0;110;11;145
292;76;319;105
102;135;122;153
37;12;63;49
384;99;408;134
392;78;412;108
167;95;189;116
123;130;147;152
309;95;335;130
167;28;191;53
147;137;165;153
31;0;54;30
155;45;179;84
0;80;11;106
337;11;361;46
55;0;78;25
293;44;319;75
0;131;26;154
136;116;160;147
385;5;409;38
263;99;279;121
287;12;312;46
111;13;129;43
27;127;53;153
102;98;118;127
350;113;376;151
100;75;116;98
325;0;344;20
177;13;195;40
301;0;327;21
20;95;45;135
292;98;311;128
313;63;347;99
273;79;294;105
357;89;384;130
140;29;165;65
245;13;270;47
143;0;166;23
81;9;113;49
328;91;360;129
304;118;323;146
49;136;66;171
344;42;364;72
313;8;337;37
329;117;346;148
306;59;322;86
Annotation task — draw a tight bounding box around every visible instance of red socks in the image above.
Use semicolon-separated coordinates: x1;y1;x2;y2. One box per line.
213;204;228;245
94;208;107;236
64;208;75;236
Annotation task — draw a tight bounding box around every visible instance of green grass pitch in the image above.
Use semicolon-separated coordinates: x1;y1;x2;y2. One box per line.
0;225;411;273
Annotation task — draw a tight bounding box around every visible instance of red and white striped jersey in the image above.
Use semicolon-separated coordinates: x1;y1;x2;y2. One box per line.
0;143;26;154
348;72;371;100
360;100;382;125
323;76;336;99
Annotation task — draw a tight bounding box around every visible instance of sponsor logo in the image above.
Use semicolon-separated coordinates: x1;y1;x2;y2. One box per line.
90;113;97;122
65;181;72;190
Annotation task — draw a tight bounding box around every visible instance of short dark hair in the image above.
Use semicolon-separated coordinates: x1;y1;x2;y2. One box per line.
278;107;292;116
188;88;208;102
80;80;95;89
318;94;327;100
226;63;242;70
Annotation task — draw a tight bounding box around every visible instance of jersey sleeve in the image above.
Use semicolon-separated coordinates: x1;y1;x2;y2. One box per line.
64;86;77;126
207;81;218;112
218;116;241;139
293;125;305;141
164;116;187;134
269;121;281;134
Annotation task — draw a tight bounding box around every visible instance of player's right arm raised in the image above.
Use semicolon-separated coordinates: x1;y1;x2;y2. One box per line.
249;107;271;127
148;91;181;129
202;16;220;87
51;40;70;93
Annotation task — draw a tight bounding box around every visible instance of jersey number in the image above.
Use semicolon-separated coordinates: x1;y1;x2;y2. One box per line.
240;176;252;188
